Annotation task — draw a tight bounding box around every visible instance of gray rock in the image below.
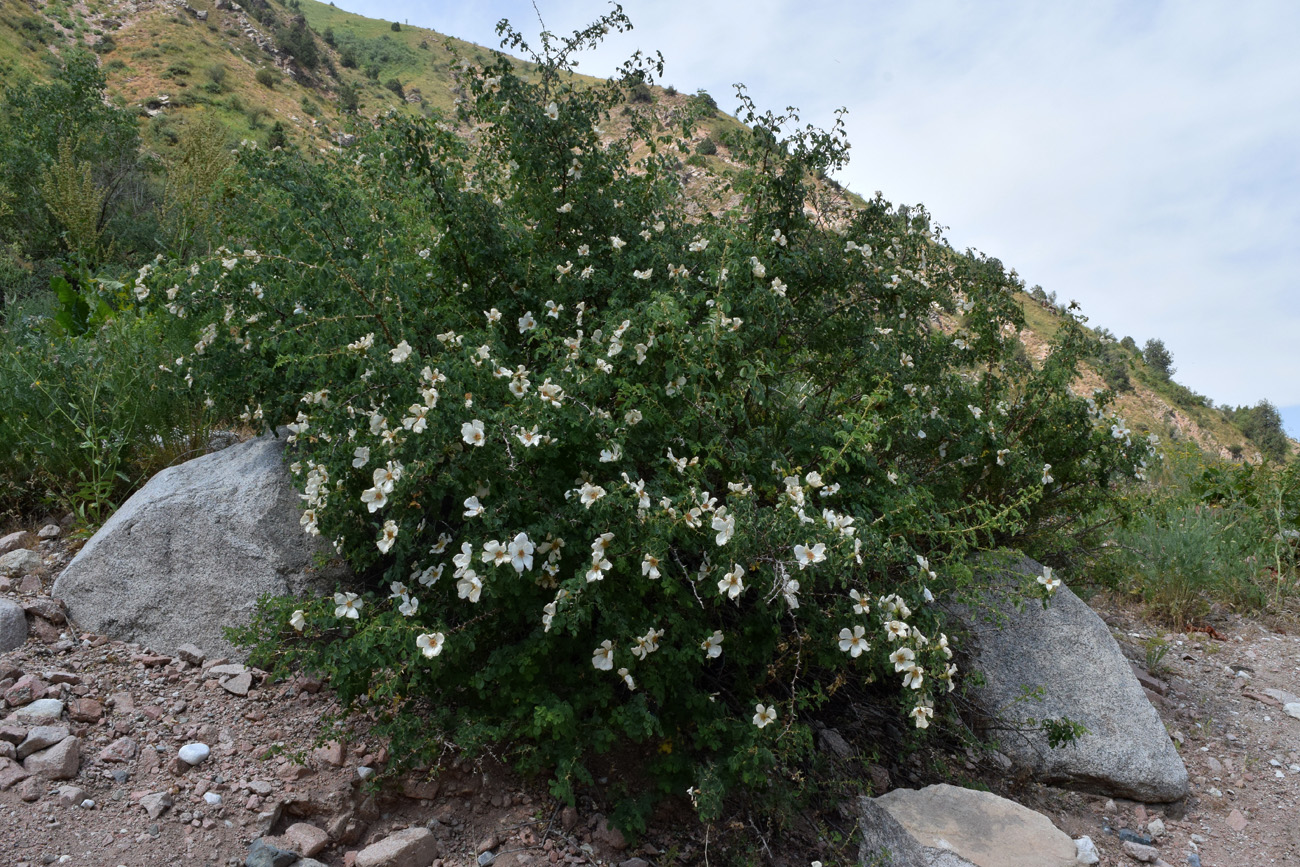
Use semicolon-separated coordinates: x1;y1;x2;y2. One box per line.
854;795;929;866
22;735;79;780
355;827;441;867
223;672;254;695
246;837;299;867
175;643;207;665
140;791;173;819
948;556;1189;803
37;524;61;539
178;742;210;765
1262;687;1300;705
819;727;854;760
0;599;28;652
14;699;64;725
1283;702;1300;720
874;784;1077;867
0;548;42;576
17;726;70;760
53;435;347;660
921;851;979;867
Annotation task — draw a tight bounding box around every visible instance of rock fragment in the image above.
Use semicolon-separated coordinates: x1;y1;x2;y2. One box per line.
21;735;80;780
0;599;28;652
355;827;441;867
139;791;174;819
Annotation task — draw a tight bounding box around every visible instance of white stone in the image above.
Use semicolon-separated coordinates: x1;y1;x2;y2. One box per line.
1074;835;1100;865
15;699;64;725
203;792;222;806
357;765;374;780
178;743;210;765
1283;702;1300;720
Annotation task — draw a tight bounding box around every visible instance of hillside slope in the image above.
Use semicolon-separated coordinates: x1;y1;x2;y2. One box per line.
0;0;1290;463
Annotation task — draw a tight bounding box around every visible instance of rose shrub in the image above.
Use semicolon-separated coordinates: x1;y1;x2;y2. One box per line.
143;13;1154;825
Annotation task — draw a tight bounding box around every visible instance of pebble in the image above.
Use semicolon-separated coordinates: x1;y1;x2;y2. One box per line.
178;743;211;765
1074;835;1100;865
1118;829;1153;846
356;766;374;780
1146;817;1166;839
1284;702;1300;720
204;792;223;806
1187;855;1201;867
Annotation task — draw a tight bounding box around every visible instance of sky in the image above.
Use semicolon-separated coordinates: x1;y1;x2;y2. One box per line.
336;1;1300;435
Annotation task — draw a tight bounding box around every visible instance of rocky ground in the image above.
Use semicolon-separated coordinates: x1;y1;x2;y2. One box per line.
4;524;1300;867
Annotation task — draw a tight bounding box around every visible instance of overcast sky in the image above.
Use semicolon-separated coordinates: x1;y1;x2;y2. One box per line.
337;1;1300;434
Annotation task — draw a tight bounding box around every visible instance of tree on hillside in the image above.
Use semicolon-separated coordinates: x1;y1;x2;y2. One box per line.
275;17;320;70
0;49;150;272
1225;400;1291;462
1143;338;1175;378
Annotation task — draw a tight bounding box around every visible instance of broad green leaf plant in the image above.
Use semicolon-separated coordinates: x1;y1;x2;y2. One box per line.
143;8;1155;824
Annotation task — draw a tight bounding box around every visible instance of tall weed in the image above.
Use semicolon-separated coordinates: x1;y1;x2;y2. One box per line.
1098;445;1299;622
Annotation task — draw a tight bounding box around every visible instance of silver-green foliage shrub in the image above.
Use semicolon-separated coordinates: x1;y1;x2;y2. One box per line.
143;17;1154;822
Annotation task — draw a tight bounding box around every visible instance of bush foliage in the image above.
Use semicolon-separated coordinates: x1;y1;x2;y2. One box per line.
134;10;1157;825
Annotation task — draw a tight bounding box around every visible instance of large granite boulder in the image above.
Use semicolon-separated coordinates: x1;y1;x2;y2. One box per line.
854;796;932;867
951;556;1188;803
53;435;346;659
872;784;1075;867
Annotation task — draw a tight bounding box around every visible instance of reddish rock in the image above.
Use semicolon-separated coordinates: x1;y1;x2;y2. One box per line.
67;698;103;723
27;617;60;644
593;816;628;851
99;736;140;763
17;775;42;801
22;597;66;625
4;674;46;706
0;756;30;790
314;740;345;767
18;574;43;594
1227;809;1248;832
